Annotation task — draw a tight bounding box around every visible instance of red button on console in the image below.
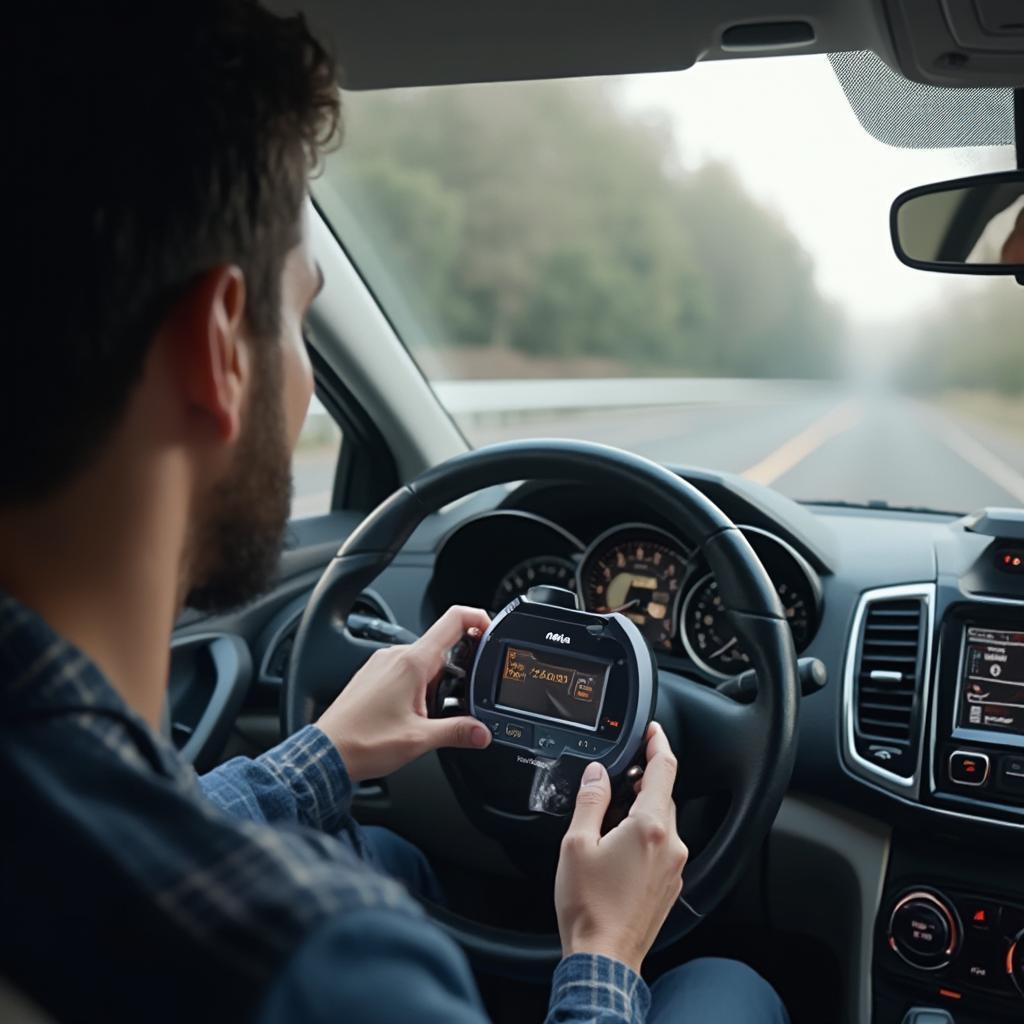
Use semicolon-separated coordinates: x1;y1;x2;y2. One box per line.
948;751;990;787
961;899;999;932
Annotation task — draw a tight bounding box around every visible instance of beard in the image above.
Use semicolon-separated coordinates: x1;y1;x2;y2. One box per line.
184;345;293;613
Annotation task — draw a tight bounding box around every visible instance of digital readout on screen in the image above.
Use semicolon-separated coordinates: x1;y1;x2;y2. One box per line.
495;643;610;730
958;626;1024;737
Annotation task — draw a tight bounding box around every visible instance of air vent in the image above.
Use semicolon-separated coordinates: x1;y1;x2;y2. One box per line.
855;598;924;744
844;584;934;793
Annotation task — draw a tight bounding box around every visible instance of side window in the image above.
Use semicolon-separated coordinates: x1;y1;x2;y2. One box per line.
291;396;343;519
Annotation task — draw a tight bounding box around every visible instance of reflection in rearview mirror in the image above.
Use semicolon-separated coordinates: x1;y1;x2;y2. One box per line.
891;171;1024;279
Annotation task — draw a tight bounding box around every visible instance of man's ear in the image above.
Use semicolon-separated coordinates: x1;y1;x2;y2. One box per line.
169;265;249;444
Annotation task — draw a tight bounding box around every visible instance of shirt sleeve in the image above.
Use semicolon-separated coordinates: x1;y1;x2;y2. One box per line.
546;954;651;1024
198;725;353;835
257;908;649;1024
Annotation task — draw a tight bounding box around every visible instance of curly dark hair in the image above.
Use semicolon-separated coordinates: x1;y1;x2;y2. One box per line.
7;1;341;502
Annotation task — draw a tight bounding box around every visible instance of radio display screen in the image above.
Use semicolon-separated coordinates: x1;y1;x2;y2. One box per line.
496;643;610;731
958;626;1024;737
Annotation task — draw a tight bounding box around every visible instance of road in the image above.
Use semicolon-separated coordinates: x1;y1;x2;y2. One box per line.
455;389;1024;513
289;386;1024;517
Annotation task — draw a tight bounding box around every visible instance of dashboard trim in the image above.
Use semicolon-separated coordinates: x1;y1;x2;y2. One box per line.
841;582;935;797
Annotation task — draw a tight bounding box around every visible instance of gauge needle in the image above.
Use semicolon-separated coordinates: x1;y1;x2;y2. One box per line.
595;599;640;613
709;636;738;660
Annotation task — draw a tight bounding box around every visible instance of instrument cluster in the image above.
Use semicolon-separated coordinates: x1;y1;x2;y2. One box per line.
443;512;822;681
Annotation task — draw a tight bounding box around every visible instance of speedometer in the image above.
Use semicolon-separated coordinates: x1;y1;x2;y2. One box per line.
679;526;821;678
578;525;691;651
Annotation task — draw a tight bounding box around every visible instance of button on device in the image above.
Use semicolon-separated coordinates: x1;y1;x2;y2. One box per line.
537;733;558;751
948;751;990;787
501;721;533;746
525;585;579;609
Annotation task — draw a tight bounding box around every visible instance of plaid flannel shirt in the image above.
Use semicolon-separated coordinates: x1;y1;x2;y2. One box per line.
1;593;650;1023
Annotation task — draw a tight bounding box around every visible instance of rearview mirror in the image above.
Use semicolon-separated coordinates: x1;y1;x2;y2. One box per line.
891;170;1024;281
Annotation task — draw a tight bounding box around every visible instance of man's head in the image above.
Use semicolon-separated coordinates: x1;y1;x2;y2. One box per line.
9;1;339;611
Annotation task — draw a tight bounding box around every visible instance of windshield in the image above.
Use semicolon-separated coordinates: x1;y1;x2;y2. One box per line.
314;54;1023;514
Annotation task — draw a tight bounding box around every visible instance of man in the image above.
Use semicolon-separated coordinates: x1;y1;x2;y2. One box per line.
2;3;789;1022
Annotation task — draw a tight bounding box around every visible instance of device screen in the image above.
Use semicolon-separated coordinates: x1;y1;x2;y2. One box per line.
495;643;610;730
958;626;1024;737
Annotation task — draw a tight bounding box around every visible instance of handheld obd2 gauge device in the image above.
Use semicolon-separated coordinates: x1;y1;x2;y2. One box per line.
463;585;657;816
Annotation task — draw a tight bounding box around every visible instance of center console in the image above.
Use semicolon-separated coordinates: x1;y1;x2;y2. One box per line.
929;608;1024;824
873;837;1024;1023
840;510;1024;1022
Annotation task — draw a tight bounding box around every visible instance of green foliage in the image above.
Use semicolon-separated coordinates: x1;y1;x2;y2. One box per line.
902;279;1024;396
317;80;844;378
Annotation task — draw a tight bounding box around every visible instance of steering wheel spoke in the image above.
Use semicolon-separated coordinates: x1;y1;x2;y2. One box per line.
656;670;763;796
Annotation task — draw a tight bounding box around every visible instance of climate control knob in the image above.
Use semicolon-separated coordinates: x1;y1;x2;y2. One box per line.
1010;931;1024;998
887;890;961;970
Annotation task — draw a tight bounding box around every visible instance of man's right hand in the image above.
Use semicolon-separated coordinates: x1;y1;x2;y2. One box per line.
553;722;688;974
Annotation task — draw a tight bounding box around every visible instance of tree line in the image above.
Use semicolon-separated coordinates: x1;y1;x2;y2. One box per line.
318;79;844;379
901;280;1023;396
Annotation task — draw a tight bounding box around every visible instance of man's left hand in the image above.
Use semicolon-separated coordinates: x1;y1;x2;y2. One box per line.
316;605;493;783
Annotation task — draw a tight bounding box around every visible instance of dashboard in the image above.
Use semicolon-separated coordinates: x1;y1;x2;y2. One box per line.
415;478;1024;1018
421;482;1024;832
418;478;1024;838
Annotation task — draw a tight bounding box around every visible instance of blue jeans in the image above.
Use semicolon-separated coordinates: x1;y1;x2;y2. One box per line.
356;828;790;1024
649;957;790;1023
356;824;447;905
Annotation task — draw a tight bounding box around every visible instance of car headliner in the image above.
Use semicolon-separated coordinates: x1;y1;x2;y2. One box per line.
270;0;1024;92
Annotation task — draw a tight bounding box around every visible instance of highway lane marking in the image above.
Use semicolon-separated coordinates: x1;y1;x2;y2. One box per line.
935;419;1024;505
741;398;863;486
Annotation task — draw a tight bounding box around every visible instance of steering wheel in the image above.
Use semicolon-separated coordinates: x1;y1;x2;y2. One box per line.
284;440;799;974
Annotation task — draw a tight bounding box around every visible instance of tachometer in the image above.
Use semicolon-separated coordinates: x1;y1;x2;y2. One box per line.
679;526;820;678
491;556;577;612
681;574;812;677
578;525;691;651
